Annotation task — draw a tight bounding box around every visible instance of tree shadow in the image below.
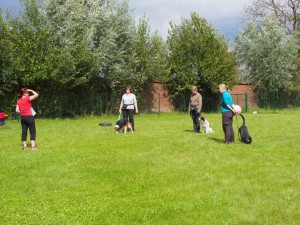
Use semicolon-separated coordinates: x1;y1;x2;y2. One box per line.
208;137;224;143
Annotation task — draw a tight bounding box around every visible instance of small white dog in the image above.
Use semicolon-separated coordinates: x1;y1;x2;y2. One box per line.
199;116;214;134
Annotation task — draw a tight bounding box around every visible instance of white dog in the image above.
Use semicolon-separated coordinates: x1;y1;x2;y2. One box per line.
199;116;214;134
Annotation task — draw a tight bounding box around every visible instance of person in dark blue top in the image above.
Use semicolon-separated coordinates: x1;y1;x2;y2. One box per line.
219;84;237;144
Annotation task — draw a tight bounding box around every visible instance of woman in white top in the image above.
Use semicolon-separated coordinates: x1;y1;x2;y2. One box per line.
119;86;138;131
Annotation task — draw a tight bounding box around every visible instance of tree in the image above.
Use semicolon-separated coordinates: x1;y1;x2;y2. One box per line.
167;12;238;95
244;0;300;34
133;17;169;84
0;10;16;96
235;16;298;95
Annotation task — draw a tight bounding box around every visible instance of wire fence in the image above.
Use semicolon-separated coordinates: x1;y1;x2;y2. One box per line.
2;90;300;120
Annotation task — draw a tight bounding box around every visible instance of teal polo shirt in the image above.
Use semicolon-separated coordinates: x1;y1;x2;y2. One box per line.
221;90;234;113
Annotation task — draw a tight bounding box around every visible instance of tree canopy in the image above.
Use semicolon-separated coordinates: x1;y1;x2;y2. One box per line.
235;16;298;94
167;12;238;94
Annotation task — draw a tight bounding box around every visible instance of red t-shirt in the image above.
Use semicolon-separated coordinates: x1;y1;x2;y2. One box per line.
17;96;32;116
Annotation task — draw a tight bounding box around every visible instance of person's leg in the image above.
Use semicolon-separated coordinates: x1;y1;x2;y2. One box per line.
222;112;234;143
28;116;37;149
21;117;29;150
195;112;200;132
122;109;129;122
192;111;200;133
128;109;135;131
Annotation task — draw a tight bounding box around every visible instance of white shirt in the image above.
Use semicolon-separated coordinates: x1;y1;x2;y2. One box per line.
122;93;136;109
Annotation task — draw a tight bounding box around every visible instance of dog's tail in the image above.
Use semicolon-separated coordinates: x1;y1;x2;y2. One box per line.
240;113;246;126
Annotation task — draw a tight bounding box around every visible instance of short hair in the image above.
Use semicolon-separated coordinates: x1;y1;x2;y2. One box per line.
125;86;132;93
191;86;198;92
219;84;227;90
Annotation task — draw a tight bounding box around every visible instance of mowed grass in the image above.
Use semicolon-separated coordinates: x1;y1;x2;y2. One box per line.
0;111;299;225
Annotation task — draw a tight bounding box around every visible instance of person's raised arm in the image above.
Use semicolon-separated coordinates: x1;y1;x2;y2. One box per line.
28;89;39;101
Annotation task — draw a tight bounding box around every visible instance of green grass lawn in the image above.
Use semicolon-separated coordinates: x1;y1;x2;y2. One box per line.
0;111;299;225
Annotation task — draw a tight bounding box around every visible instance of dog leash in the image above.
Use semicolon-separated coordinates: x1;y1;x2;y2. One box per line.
118;113;121;120
235;114;241;140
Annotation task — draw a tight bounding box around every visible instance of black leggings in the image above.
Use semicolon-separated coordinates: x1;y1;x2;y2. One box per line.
21;116;36;141
122;109;135;131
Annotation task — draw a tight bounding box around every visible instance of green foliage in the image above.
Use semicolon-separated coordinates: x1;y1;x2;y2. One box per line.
167;12;238;95
1;112;300;224
133;17;169;84
0;10;19;95
291;19;300;91
235;16;299;94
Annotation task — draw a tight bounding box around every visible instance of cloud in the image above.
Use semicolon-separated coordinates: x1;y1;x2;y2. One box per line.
1;0;249;41
129;0;250;41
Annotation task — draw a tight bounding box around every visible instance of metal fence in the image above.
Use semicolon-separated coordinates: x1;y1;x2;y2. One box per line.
2;90;300;119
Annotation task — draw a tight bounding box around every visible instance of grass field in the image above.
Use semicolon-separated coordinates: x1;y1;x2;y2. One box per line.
0;111;299;225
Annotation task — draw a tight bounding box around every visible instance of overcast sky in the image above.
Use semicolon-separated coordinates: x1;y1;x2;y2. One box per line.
0;0;250;41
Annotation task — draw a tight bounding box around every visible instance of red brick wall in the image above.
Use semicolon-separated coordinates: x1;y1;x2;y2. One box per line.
230;83;257;109
149;81;174;112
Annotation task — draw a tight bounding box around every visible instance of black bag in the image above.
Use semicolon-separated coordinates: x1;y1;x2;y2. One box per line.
122;104;128;109
238;114;252;144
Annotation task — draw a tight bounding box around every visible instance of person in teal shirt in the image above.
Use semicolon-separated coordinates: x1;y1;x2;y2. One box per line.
219;84;236;143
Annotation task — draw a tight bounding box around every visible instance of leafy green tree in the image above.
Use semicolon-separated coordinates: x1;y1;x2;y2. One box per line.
0;10;16;96
235;16;299;94
167;12;238;97
133;17;169;85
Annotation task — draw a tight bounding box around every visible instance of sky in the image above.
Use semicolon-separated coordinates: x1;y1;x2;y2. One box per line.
0;0;250;41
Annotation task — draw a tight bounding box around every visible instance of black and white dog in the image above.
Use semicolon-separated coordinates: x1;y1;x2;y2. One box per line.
114;118;133;133
199;116;214;134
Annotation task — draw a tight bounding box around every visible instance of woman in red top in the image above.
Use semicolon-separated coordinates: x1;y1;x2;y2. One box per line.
16;88;39;150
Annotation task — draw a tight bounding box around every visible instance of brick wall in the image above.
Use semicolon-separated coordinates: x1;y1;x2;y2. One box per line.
148;81;174;112
230;83;257;109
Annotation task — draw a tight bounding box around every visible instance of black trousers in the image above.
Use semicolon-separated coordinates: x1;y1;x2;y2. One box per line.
222;111;234;143
21;116;36;141
122;109;135;131
191;110;200;133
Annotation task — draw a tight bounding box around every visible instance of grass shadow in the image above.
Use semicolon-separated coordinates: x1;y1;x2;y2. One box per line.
183;129;194;133
208;137;224;143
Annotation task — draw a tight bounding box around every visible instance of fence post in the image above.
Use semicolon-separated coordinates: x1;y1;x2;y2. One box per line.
96;93;99;116
245;93;248;112
272;91;276;111
59;99;62;119
158;93;161;114
99;94;102;116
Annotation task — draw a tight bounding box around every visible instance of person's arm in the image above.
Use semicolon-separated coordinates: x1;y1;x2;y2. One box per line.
119;96;124;113
28;89;39;101
197;94;202;113
133;95;138;113
224;94;236;113
226;104;236;113
15;104;20;113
